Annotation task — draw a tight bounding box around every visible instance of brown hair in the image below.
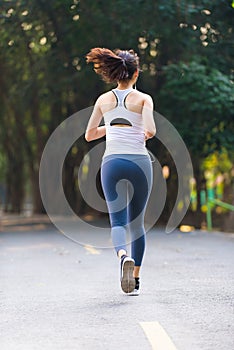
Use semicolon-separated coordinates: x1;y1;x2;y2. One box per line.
86;47;139;83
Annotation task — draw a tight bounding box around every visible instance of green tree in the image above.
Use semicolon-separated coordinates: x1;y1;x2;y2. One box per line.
0;0;233;231
158;60;234;223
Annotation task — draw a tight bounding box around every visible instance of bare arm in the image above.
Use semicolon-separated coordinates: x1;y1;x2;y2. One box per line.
85;97;106;142
142;95;156;140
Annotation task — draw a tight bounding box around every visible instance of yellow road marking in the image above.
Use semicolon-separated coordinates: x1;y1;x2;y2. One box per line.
84;244;101;255
140;322;178;350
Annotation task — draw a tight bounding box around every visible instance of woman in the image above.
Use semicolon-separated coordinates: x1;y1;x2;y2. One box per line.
85;48;156;295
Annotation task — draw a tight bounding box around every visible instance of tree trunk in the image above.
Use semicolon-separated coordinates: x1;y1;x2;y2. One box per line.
4;149;25;213
193;157;206;229
222;182;234;232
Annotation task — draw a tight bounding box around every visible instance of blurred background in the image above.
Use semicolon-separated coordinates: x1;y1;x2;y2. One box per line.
0;0;233;231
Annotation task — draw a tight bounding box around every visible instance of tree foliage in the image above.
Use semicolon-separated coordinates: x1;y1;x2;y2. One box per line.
0;0;233;228
159;61;234;157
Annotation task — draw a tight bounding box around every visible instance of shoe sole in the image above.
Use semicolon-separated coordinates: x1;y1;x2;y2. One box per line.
127;289;140;296
121;259;135;293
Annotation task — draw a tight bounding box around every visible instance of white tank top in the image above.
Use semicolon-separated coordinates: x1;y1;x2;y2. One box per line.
103;88;148;158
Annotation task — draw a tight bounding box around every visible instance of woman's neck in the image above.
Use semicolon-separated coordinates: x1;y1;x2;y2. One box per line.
116;82;134;90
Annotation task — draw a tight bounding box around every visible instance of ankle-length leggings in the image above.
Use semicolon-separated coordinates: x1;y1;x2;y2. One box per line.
101;154;153;266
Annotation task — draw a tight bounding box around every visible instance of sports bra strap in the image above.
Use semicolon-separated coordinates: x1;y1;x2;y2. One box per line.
112;88;133;108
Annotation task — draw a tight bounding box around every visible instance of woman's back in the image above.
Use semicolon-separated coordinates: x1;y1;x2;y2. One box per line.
98;88;148;115
101;88;148;156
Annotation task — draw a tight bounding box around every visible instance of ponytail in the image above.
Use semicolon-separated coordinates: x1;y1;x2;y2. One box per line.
86;47;139;83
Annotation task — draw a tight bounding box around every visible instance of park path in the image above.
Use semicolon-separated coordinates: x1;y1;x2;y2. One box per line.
0;220;234;350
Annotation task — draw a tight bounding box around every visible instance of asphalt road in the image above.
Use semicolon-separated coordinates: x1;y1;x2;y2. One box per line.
0;222;234;350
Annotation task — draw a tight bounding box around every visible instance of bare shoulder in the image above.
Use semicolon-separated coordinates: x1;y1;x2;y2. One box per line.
95;91;114;105
127;90;154;107
132;89;153;99
141;91;153;103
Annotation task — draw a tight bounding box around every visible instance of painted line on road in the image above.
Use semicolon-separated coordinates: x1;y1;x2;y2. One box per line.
84;244;101;255
140;321;178;350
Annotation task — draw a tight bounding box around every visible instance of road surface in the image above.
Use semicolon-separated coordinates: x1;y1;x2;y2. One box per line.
0;221;233;350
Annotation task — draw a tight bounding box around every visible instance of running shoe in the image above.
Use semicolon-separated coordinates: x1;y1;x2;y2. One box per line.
127;278;140;296
120;255;135;293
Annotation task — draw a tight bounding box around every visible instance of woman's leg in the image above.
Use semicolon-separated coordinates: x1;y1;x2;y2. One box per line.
101;157;136;293
101;158;128;256
101;155;152;263
101;155;152;293
127;157;153;277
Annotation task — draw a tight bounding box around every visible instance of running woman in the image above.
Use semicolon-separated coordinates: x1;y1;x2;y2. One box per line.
85;48;156;295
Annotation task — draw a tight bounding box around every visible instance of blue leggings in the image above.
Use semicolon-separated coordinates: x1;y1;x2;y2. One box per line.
101;154;153;266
